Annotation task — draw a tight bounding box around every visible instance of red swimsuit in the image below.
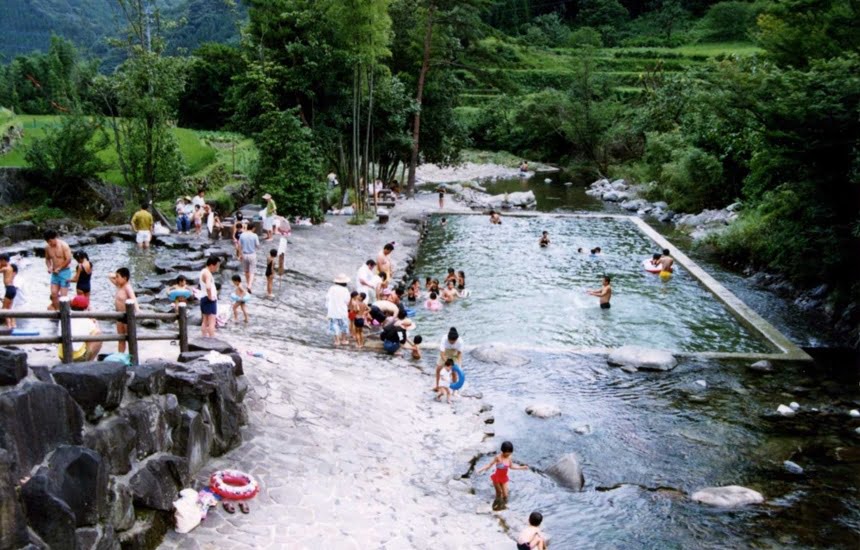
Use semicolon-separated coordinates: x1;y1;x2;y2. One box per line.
490;461;510;484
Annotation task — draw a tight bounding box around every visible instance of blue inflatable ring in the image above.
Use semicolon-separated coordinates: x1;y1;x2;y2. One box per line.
449;364;465;390
168;289;193;301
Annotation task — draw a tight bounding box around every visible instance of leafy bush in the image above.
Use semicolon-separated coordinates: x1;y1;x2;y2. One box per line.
522;13;571;48
642;133;726;212
700;1;756;41
569;27;603;48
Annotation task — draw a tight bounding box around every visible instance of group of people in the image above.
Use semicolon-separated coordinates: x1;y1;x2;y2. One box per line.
413;269;468;312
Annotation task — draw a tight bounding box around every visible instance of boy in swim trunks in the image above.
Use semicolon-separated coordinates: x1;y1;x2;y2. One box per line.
108;268;138;353
230;274;249;323
539;231;550;247
587;276;612;309
266;249;277;298
476;441;529;511
44;230;72;311
441;280;458;303
0;254;18;328
516;511;547;550
659;248;674;280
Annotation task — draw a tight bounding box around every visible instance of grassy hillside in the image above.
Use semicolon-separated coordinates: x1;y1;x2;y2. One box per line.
0;115;220;184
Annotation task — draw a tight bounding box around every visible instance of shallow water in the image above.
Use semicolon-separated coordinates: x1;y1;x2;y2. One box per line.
479;171;604;213
411;215;771;353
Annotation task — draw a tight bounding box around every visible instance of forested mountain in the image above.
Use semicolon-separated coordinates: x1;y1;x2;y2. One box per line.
0;0;243;62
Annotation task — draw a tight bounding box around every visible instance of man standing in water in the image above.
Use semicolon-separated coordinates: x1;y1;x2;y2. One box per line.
356;259;378;303
588;276;612;309
377;242;394;281
130;202;154;249
44;230;72;311
199;256;220;337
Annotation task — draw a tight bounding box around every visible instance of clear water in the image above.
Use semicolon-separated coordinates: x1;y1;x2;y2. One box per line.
411;215;771;353
478;171;605;213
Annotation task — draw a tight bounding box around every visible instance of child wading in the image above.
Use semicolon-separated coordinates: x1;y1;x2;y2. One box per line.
516;511;547;550
0;254;18;329
108;268;138;353
230;275;249;323
476;441;529;511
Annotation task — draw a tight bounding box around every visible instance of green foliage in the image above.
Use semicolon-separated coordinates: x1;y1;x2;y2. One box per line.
569;27;604;48
253;109;324;219
657;145;725;211
24;116;108;199
577;0;629;43
522;13;571;48
178;43;244;130
699;1;757;41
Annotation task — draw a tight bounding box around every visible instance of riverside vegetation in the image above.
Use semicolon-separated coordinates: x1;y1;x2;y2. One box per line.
0;0;858;341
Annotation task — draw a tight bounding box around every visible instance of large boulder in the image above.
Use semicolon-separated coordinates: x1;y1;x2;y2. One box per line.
44;445;109;527
117;509;171;550
0;381;84;479
0;347;27;386
188;337;236;354
129;454;189;511
106;479;135;533
127;361;167;397
607;346;677;372
119;398;175;461
177;350;243;376
691;486;764;507
0;449;29;549
525;404;561;419
546;453;585;491
1;221;39;242
83;417;137;475
21;473;77;550
75;525;118;550
52;362;127;421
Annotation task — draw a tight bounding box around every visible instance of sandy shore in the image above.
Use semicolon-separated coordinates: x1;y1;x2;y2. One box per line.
158;196;510;549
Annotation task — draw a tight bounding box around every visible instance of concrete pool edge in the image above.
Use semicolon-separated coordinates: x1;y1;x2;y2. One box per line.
434;210;812;361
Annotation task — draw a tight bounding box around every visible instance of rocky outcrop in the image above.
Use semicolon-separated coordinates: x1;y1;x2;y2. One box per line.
0;449;29;550
0;347;28;386
52;361;128;421
546;453;585;491
691;485;764;507
129;454;190;512
471;344;530;368
43;445;110;527
607;346;677;372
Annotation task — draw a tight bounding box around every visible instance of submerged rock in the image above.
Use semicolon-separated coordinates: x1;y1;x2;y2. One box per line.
546;453;585;491
525;404;561;419
607;346;677;371
783;460;804;475
748;360;774;372
777;404;795;416
471;344;530;367
691;485;764;507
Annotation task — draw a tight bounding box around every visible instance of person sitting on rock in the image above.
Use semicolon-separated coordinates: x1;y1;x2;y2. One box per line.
57;295;102;362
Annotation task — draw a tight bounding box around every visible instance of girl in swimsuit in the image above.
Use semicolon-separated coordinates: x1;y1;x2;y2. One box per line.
71;251;93;297
476;441;529;511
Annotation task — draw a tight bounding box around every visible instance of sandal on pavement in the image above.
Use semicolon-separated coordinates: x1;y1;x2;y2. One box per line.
238;501;250;514
223;501;236;514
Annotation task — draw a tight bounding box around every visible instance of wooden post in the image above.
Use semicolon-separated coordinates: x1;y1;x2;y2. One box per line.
59;296;73;364
177;302;189;353
125;299;139;366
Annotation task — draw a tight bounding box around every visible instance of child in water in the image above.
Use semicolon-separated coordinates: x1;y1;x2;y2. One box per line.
476;441;529;510
539;231;550;248
230;274;249;323
424;292;442;311
516;511;547;550
168;275;190;312
108;268;138;353
434;358;460;404
0;254;18;329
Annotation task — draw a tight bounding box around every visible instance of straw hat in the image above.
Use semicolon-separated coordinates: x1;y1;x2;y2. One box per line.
333;274;350;284
263;193;272;200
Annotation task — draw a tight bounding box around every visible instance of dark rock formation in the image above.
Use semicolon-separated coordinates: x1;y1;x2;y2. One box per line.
0;449;29;549
83;417;136;475
44;445;109;527
52;361;127;421
0;346;27;386
177;349;243;376
117;509;171;550
21;473;77;550
1;221;39;242
172;409;212;475
0;381;84;479
128;454;189;511
120;398;174;461
188;337;236;354
75;524;118;550
106;479;135;533
127;361;167;397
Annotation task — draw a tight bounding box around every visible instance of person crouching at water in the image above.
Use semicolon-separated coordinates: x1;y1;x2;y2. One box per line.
539;231;550;248
57;295;102;362
380;320;407;355
587;276;612;309
476;441;529;511
517;511;547;550
489;210;502;224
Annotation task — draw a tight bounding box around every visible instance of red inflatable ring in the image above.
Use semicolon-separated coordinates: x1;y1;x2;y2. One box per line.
209;469;260;500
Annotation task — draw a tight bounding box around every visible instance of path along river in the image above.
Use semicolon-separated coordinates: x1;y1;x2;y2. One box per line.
8;173;859;548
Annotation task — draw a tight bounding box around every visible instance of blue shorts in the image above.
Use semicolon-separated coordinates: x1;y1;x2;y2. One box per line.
383;340;401;354
328;318;348;336
51;268;72;289
200;297;218;316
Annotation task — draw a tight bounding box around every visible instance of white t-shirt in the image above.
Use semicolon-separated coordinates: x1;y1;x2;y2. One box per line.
325;285;350;319
440;336;463;354
192;196;205;208
356;265;376;291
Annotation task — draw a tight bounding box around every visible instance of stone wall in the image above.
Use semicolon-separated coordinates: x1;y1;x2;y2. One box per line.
0;338;247;550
